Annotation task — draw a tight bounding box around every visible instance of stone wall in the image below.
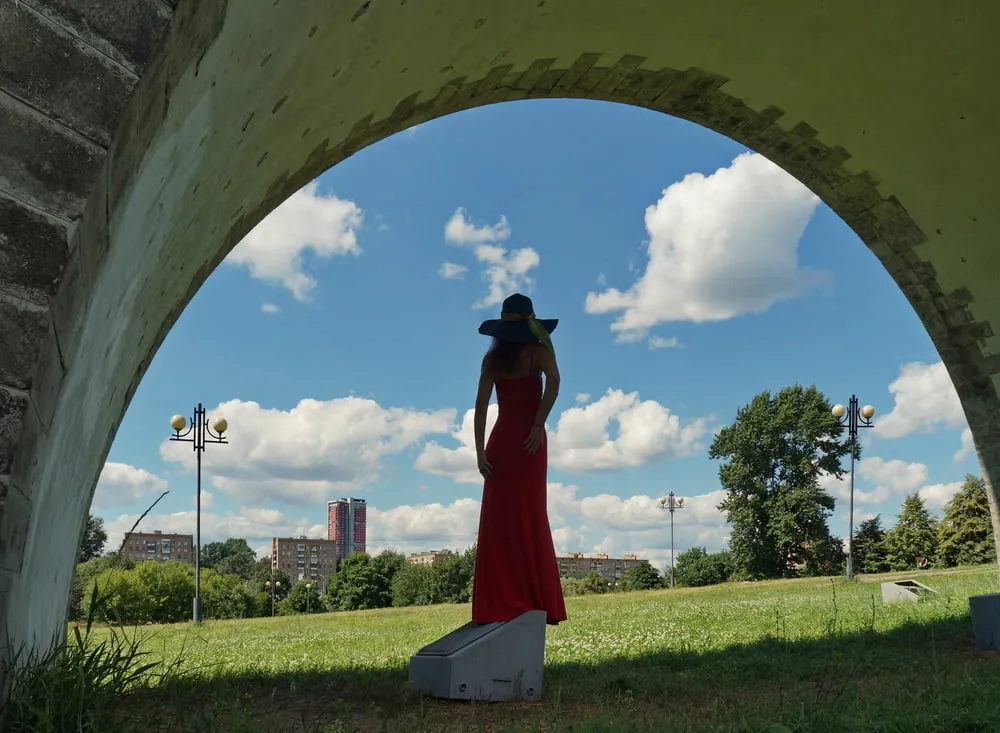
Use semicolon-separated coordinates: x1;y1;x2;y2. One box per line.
1;0;997;669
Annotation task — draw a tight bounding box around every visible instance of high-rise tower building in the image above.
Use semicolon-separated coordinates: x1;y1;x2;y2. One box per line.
327;497;367;561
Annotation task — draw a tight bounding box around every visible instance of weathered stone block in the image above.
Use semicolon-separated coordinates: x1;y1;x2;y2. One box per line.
27;0;172;76
0;96;105;220
0;192;69;305
0;294;48;390
9;396;44;501
0;2;136;147
0;483;30;574
0;387;28;475
56;234;94;370
29;321;64;430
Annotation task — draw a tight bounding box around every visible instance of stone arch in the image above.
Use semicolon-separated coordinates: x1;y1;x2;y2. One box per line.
1;0;998;659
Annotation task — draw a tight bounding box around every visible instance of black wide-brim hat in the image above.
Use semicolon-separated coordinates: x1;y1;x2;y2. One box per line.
478;293;558;343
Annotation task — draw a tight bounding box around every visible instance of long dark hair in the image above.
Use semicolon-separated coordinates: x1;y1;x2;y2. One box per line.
486;338;531;376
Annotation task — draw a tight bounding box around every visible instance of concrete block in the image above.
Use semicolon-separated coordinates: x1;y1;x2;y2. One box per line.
0;483;30;573
970;593;1000;651
881;579;936;603
0;95;105;219
0;2;135;147
408;610;546;701
0;294;48;390
0;192;69;305
0;387;29;475
29;321;65;430
27;0;172;76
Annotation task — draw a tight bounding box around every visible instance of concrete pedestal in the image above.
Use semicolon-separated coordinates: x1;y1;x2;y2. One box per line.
407;610;546;701
969;593;1000;651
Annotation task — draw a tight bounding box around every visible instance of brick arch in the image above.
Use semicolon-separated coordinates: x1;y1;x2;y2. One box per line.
1;0;997;665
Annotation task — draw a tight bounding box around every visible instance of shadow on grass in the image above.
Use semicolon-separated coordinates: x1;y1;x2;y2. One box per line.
114;610;1000;733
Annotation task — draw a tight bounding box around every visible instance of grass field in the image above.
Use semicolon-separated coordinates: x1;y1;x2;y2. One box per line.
73;568;1000;731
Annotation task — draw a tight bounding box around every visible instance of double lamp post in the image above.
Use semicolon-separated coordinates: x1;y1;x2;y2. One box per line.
831;395;875;582
658;491;685;588
169;403;229;623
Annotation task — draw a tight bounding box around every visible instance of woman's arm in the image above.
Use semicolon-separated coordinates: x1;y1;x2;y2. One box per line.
532;343;561;428
474;355;495;455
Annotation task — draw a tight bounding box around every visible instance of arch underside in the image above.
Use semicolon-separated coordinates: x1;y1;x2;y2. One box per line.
0;0;998;659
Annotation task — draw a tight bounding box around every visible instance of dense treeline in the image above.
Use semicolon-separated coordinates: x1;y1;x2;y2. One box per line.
69;530;669;625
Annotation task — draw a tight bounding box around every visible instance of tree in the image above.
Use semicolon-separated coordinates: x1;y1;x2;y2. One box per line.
622;561;662;591
851;515;889;574
327;552;384;611
431;551;473;603
883;494;938;570
370;549;407;607
68;554;135;620
78;514;108;563
200;538;257;580
938;474;995;567
674;547;734;587
579;570;608;594
392;562;434;607
284;579;324;614
709;384;851;580
201;570;258;619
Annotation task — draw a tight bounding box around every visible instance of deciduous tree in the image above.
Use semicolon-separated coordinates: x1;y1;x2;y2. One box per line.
709;384;850;579
77;514;108;563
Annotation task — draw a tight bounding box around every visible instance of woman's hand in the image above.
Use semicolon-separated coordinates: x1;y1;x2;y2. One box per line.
524;424;545;455
477;449;492;480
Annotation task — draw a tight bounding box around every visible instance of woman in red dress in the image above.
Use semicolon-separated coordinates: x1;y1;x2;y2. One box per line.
471;293;568;626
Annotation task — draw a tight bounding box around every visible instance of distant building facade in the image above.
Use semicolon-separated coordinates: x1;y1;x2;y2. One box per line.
327;497;367;561
271;536;339;585
123;531;193;564
407;549;451;565
557;552;645;582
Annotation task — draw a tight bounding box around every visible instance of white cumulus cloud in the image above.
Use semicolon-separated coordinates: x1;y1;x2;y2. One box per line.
227;181;363;301
415;389;707;481
877;361;967;439
92;462;168;511
548;388;707;472
439;262;468;280
160;397;455;508
442;208;540;308
585;152;827;342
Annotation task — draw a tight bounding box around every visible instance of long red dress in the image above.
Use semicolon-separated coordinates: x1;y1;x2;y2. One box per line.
472;372;568;625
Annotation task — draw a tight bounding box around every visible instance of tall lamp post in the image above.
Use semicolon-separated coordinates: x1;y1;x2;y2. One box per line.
658;491;685;588
831;396;875;581
169;403;229;623
265;579;281;616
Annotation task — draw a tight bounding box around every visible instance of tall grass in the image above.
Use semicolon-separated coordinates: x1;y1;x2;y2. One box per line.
0;492;187;732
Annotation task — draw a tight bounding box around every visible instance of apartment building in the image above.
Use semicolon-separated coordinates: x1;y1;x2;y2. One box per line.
122;531;193;564
327;497;367;561
271;536;339;585
407;549;451;565
557;552;645;582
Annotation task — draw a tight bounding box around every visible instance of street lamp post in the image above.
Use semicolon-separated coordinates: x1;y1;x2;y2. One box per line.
265;579;281;616
169;403;229;623
831;396;876;582
306;582;313;614
658;491;685;588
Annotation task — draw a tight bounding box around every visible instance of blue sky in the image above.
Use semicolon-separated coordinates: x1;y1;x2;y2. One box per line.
95;99;977;568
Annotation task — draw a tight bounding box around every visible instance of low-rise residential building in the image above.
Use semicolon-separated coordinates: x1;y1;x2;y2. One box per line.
407;549;452;565
122;531;193;564
272;536;339;585
557;552;645;582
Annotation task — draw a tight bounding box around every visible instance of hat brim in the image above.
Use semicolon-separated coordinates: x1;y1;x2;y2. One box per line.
478;318;558;342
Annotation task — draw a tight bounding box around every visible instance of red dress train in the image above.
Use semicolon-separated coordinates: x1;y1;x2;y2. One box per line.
472;373;568;625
